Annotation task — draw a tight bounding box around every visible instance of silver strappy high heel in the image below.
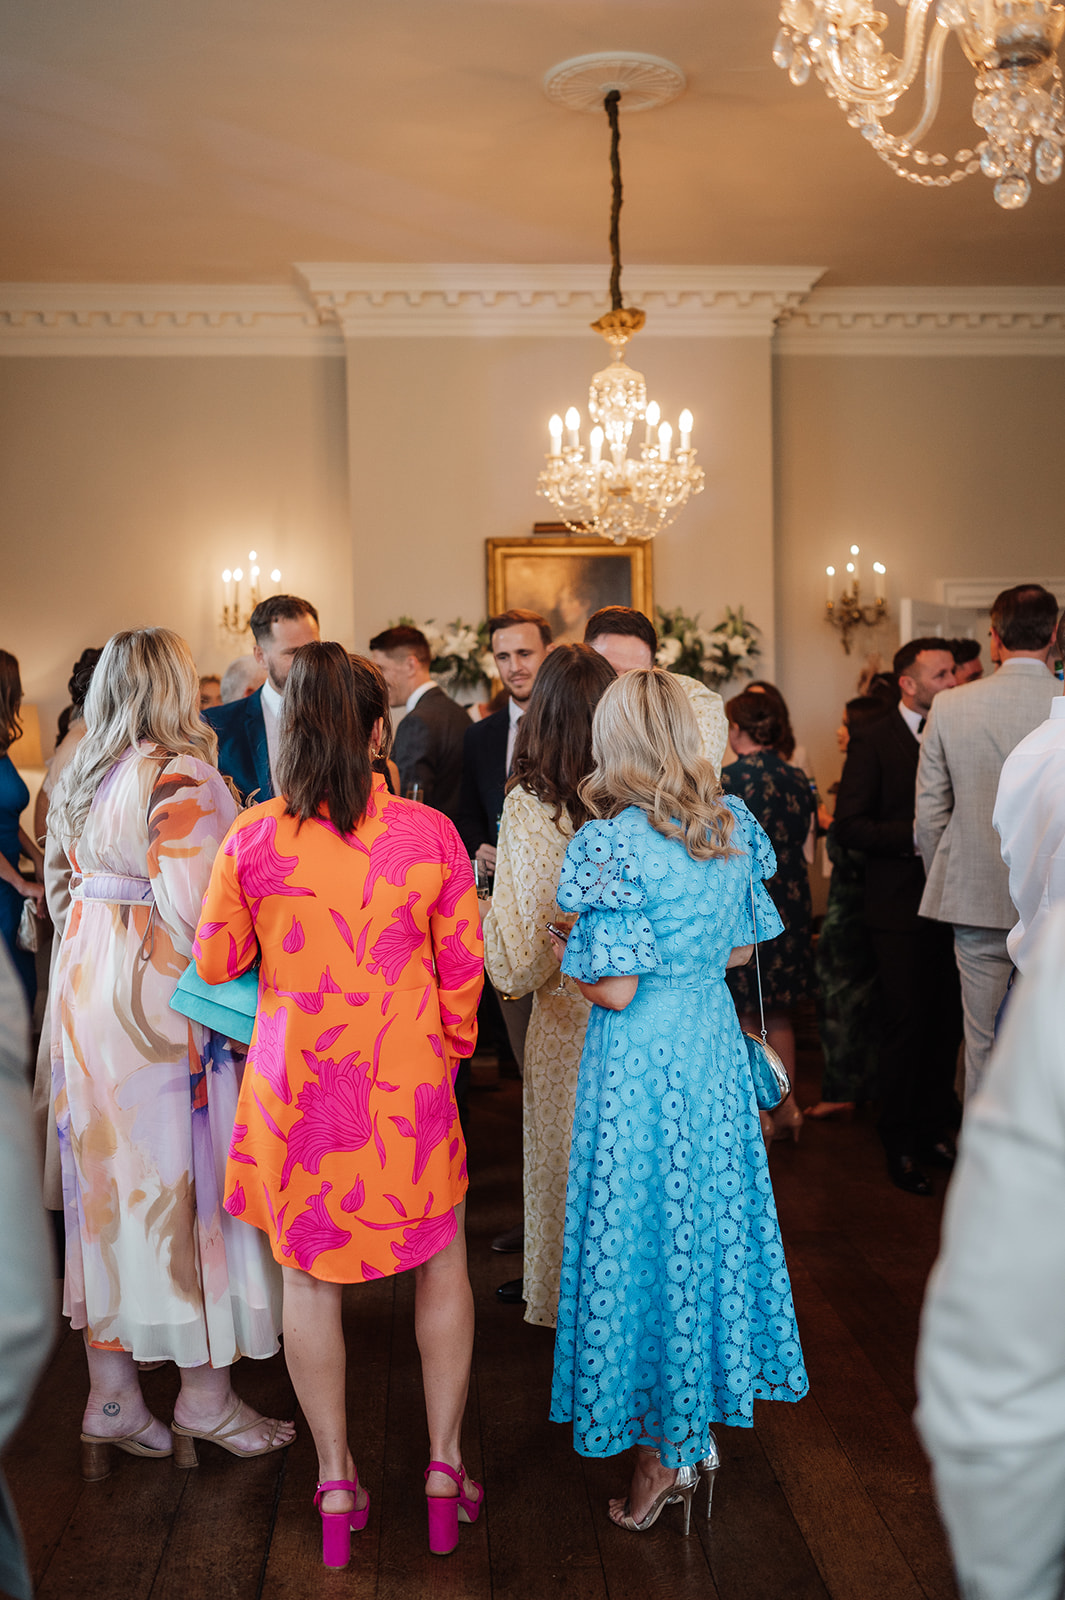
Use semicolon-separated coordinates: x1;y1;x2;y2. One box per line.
613;1459;700;1534
695;1429;720;1522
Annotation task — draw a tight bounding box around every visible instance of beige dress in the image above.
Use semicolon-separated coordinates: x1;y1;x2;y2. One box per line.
482;786;591;1329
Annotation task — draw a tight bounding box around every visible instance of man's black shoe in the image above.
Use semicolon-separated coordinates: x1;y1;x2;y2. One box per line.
918;1139;956;1172
887;1155;932;1196
496;1278;524;1303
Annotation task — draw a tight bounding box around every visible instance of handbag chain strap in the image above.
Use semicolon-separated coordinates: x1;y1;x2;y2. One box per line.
748;859;768;1045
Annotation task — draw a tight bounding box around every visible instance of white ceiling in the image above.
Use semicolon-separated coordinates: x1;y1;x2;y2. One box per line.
2;0;1064;288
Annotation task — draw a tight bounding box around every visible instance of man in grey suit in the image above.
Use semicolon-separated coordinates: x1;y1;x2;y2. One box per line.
369;624;471;822
916;583;1059;1098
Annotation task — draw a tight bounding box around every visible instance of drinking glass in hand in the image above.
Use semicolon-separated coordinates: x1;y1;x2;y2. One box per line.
404;782;423;803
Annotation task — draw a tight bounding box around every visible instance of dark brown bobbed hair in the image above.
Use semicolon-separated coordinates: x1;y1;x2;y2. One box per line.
844;694;893;734
746;680;796;761
725;689;786;752
508;643;616;831
278;644;392;835
0;649;23;753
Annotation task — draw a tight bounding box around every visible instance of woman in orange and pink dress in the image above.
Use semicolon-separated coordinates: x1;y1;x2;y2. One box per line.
195;643;484;1567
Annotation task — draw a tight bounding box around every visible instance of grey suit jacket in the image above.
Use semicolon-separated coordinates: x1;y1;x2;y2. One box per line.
916;658;1058;927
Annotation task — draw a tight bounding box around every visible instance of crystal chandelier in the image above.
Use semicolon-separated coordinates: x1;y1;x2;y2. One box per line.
537;89;703;545
774;0;1065;209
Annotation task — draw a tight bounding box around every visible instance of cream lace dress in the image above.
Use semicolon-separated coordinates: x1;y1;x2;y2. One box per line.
482;786;591;1329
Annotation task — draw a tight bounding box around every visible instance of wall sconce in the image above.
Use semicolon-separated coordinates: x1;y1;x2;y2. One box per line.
825;545;889;654
220;551;282;638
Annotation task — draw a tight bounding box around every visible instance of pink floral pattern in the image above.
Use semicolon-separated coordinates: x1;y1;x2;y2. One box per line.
198;777;483;1284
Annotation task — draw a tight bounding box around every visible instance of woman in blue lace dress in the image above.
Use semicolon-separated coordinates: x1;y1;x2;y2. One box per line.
548;669;808;1534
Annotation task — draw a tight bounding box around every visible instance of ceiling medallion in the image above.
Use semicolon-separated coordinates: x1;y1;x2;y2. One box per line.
536;60;703;546
542;51;686;114
776;0;1065;209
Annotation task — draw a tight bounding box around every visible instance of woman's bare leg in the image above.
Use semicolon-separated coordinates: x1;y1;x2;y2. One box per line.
414;1203;476;1500
82;1338;170;1450
279;1266;361;1516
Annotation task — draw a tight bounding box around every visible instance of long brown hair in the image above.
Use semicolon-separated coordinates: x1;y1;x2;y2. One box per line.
278;644;392;835
0;650;22;753
580;669;736;861
508;644;616;831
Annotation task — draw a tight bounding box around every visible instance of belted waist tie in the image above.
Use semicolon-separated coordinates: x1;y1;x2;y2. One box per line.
75;872;154;906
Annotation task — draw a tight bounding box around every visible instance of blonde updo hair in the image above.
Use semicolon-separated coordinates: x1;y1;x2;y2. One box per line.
579;668;736;860
49;628;221;846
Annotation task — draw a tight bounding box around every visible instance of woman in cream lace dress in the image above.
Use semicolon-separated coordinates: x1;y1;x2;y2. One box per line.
483;646;615;1327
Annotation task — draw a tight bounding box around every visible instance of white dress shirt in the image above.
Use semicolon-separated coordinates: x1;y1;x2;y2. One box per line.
505;697;525;774
260;678;283;788
405;678;435;714
993;695;1065;974
899;702;924;741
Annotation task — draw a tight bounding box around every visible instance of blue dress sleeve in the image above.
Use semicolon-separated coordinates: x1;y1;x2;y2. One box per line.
724;798;785;947
557;818;659;981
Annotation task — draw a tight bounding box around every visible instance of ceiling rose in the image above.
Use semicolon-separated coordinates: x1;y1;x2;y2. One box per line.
542;52;686;114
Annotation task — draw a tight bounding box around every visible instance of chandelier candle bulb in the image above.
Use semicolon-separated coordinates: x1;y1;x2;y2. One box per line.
850;544;861;583
679;410;693;450
658;420;673;462
549;414;563;456
644;400;660;448
826;566;835;604
590;426;604;466
873;562;886;601
565;407;581;449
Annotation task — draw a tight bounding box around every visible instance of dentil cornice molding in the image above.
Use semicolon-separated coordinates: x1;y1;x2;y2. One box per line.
775;287;1065;355
294;265;823;338
0;284;342;356
4;275;1065;355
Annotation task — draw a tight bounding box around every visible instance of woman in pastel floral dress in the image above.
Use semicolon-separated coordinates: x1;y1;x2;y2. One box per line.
47;629;292;1480
482;645;616;1328
195;645;484;1564
548;670;808;1533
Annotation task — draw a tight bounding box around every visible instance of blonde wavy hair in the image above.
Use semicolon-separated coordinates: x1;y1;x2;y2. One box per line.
49;628;220;846
579;668;736;860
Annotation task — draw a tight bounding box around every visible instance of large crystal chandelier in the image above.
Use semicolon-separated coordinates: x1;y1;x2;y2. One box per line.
537;88;703;545
775;0;1065;209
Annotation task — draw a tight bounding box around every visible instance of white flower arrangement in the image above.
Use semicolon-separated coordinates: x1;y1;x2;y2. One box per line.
655;605;761;690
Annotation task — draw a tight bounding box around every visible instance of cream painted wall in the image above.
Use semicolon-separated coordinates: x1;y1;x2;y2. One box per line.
343;333;776;674
774;353;1065;800
0;354;351;748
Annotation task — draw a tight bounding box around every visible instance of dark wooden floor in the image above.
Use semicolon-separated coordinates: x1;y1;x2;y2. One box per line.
6;1040;958;1600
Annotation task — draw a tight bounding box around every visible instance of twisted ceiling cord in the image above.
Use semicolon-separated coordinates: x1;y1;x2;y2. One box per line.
605;89;624;312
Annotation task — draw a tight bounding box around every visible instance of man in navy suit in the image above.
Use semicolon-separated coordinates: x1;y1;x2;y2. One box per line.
834;637;962;1195
204;594;320;803
456;609;552;868
369;625;472;821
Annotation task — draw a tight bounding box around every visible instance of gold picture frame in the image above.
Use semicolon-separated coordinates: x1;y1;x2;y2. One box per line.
486;527;654;645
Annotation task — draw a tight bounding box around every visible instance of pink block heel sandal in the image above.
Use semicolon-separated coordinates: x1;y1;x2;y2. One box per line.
424;1460;484;1556
314;1476;370;1568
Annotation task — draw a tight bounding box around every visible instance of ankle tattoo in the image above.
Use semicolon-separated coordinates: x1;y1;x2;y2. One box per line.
103;1401;120;1416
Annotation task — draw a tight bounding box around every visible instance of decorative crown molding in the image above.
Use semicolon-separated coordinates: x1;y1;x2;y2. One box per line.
0;284;343;356
774;287;1065;355
294;265;825;339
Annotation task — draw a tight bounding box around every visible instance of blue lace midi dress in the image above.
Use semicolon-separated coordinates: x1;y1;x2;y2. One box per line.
549;799;809;1467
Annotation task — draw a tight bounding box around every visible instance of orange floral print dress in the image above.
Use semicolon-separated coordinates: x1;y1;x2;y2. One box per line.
194;777;483;1284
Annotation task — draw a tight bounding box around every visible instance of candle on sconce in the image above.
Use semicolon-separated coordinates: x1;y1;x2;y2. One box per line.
678;409;693;450
873;561;886;601
233;567;243;584
826;565;835;604
849;544;861;584
658;420;673;462
565;407;581;450
644;400;660;448
589;425;604;466
548;414;563;456
271;568;281;584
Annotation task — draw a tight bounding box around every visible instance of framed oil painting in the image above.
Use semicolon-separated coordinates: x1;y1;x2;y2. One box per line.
486;527;653;645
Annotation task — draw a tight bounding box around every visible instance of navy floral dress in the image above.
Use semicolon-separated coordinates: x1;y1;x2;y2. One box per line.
721;750;816;1012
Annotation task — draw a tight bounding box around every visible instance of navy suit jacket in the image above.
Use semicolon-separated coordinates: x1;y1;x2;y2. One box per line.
455;708;509;855
204;688;272;805
833;708;927;932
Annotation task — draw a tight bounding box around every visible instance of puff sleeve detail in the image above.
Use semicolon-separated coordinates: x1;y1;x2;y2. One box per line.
557;819;659;981
725;798;785;947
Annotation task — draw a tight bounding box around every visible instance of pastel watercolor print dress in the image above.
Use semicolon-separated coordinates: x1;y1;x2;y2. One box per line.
50;747;283;1366
549;799;809;1467
194;777;483;1284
